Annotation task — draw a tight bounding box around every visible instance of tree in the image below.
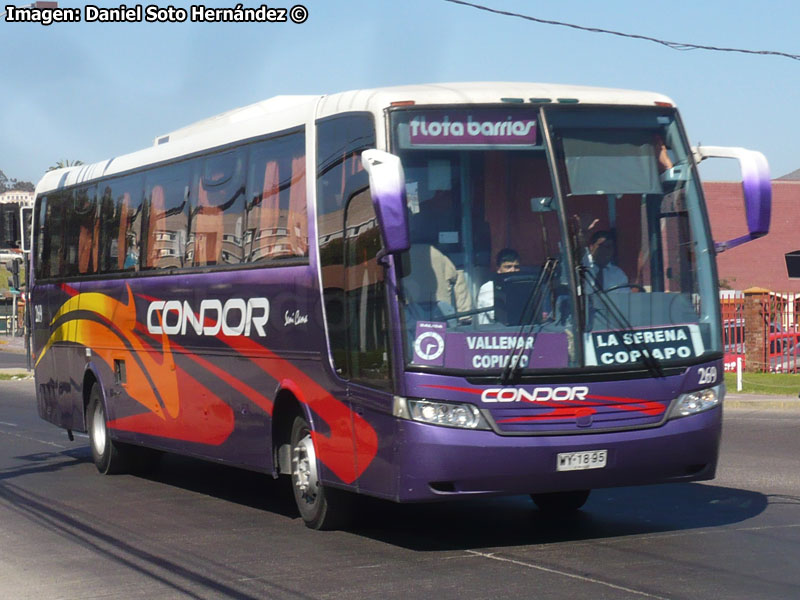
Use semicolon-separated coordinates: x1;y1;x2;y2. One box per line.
0;170;34;194
11;180;34;192
48;159;84;171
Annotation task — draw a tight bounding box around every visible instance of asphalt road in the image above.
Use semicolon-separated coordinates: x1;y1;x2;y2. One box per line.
1;380;799;599
0;345;29;369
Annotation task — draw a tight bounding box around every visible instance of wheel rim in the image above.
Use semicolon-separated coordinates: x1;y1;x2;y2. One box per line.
292;432;319;507
91;402;107;456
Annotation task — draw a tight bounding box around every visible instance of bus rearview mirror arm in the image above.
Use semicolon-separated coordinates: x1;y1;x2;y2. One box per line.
693;145;771;253
361;149;410;256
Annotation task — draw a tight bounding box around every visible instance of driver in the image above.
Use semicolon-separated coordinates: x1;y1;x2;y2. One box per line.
476;248;520;324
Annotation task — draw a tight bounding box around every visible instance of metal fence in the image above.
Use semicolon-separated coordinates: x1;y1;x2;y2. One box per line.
721;290;800;373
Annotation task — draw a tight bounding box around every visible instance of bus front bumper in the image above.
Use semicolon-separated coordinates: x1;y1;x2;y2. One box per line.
390;406;721;502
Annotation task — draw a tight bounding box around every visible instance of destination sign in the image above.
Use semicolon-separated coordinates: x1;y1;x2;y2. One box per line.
412;322;568;370
585;325;704;366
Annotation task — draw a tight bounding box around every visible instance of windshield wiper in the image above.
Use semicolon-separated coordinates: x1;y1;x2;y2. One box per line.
579;267;664;378
500;257;559;384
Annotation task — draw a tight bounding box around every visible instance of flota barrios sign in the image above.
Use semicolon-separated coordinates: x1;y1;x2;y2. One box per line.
3;4;309;25
407;110;539;148
586;325;703;366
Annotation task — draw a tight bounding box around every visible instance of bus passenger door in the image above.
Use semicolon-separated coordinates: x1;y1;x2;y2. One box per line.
37;186;99;432
32;283;85;431
31;281;60;427
31;192;70;428
343;189;395;492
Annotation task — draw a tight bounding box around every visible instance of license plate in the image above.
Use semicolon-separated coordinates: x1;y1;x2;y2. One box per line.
556;449;608;472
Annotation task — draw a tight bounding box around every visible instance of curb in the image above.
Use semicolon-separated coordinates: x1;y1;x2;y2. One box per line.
0;345;27;355
0;368;33;378
725;395;800;410
725;401;800;410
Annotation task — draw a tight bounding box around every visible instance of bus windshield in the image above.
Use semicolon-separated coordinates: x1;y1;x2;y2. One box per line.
391;106;720;373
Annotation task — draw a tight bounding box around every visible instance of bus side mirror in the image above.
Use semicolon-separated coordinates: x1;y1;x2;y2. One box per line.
693;146;771;253
361;149;410;255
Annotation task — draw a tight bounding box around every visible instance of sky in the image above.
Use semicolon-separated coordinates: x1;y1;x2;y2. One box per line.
1;0;798;185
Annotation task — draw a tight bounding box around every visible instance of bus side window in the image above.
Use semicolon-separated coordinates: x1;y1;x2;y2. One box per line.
193;183;220;266
117;192;139;271
76;186;99;274
60;187;97;277
96;176;143;274
97;186;115;272
35;195;54;279
245;132;308;263
144;163;191;270
287;154;308;258
145;185;166;268
252;158;281;261
192;150;246;266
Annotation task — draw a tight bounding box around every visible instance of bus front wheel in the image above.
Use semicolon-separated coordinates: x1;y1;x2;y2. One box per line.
290;415;352;530
87;383;128;475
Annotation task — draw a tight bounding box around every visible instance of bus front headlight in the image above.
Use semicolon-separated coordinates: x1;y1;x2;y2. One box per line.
393;397;491;430
669;384;724;418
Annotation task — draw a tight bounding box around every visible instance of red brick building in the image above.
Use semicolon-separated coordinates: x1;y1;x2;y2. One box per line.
704;174;800;293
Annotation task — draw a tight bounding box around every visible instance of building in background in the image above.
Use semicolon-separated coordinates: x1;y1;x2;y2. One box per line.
0;190;34;206
705;171;800;293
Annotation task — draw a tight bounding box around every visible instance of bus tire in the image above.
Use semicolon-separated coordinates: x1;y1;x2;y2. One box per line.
290;415;352;530
87;383;128;475
531;490;591;513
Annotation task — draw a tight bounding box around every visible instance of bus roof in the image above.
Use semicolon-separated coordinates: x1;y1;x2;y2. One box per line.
35;82;674;195
315;81;673;118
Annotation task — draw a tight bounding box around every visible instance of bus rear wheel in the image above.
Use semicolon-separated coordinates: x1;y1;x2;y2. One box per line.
290;415;352;530
531;490;591;514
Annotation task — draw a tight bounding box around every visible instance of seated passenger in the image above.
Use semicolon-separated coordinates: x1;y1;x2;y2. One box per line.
402;244;471;320
585;230;628;292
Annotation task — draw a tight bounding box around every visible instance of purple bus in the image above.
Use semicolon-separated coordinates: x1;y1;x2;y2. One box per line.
30;83;771;529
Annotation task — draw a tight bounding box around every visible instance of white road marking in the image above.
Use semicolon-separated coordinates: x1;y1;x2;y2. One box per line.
466;550;669;599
